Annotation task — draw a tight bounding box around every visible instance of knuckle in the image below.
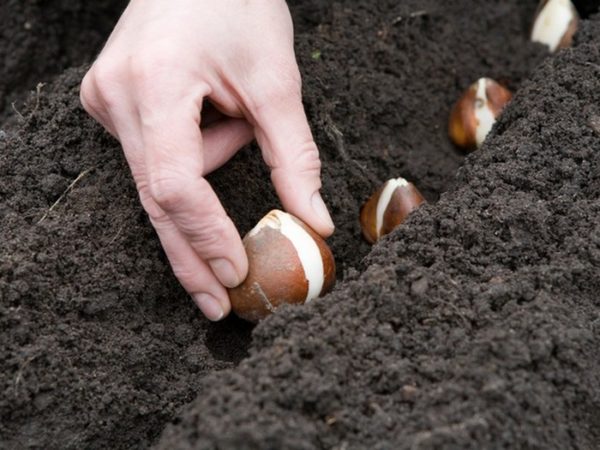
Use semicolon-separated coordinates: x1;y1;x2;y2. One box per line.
147;170;190;212
130;46;179;89
271;70;302;96
188;215;231;251
129;51;188;109
171;265;198;288
79;72;97;112
130;54;160;85
92;59;122;90
270;140;322;176
136;179;168;223
90;58;126;107
296;141;322;172
252;65;302;113
268;73;302;101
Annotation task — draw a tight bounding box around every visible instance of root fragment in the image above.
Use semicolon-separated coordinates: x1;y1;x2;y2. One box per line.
37;167;93;224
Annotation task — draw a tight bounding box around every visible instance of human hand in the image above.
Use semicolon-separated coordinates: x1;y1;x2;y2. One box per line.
80;0;334;321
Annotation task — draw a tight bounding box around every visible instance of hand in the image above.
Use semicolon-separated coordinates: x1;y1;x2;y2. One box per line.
80;0;334;321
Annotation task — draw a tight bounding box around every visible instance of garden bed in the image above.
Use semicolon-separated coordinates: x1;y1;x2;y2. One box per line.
1;1;599;448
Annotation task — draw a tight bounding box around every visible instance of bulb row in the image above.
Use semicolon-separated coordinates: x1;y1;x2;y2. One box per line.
449;0;579;152
229;177;426;321
227;0;580;322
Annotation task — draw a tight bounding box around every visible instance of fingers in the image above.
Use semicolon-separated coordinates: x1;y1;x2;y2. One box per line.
140;107;249;291
251;76;335;237
81;61;255;321
202;118;254;173
147;207;231;321
78;0;326;323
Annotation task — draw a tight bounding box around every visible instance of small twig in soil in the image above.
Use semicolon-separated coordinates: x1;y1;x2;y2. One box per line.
11;102;25;120
584;62;600;72
14;355;38;391
37;167;94;224
326;121;350;161
108;224;125;246
31;82;46;116
10;83;46;121
409;10;428;17
323;115;380;186
392;10;428;24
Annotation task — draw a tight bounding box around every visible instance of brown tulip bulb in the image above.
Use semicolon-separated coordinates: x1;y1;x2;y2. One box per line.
360;177;426;244
228;209;336;322
448;77;512;152
531;0;579;52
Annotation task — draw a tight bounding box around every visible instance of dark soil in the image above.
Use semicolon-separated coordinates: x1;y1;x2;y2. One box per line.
0;0;128;123
1;1;600;449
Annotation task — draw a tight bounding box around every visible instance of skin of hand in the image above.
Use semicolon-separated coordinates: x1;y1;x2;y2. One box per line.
80;0;335;321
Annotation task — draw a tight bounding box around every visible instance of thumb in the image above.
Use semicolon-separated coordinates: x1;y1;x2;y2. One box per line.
251;85;334;237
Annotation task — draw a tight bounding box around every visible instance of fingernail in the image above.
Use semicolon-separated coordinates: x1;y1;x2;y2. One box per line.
193;293;224;321
311;192;335;232
208;258;241;288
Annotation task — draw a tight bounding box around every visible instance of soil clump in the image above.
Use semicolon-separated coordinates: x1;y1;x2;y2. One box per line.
1;1;599;448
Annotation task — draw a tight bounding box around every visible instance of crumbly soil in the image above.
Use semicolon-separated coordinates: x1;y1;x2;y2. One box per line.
0;1;129;123
1;1;600;449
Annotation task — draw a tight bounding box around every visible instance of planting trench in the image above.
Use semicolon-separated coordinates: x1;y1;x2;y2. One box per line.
1;0;600;448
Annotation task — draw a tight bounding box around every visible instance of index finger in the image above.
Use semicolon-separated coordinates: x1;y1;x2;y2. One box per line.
138;95;249;290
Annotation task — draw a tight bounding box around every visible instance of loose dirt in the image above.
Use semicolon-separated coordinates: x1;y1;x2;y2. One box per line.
1;1;599;448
